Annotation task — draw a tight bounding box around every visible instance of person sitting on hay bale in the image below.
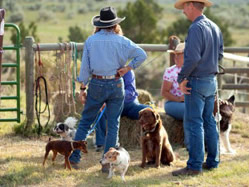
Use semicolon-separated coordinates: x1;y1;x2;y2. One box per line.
161;41;185;121
95;70;151;151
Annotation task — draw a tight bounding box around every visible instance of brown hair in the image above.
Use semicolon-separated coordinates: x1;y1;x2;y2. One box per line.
93;24;123;35
191;2;205;11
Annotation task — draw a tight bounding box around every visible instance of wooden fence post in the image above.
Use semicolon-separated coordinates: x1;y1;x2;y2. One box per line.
24;36;35;129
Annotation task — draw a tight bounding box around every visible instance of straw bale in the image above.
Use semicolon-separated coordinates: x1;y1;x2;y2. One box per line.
119;112;184;148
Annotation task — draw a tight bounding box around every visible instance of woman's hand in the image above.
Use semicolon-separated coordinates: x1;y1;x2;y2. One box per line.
117;66;132;77
178;95;185;102
79;90;87;104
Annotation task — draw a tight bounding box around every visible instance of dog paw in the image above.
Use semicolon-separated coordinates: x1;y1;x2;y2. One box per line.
140;163;145;168
227;149;236;155
155;165;160;169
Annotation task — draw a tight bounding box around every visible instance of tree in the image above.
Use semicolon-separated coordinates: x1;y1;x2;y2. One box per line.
118;0;164;44
10;22;40;44
68;25;88;42
166;8;234;46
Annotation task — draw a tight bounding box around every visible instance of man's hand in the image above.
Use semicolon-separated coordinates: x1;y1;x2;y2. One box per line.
179;79;191;95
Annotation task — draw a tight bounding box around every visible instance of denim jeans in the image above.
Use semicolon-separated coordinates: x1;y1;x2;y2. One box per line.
69;77;124;164
122;99;149;120
164;101;184;120
184;75;219;171
95;98;150;146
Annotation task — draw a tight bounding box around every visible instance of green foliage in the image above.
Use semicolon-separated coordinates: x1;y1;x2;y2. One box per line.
68;25;89;42
118;0;164;43
166;8;234;46
10;22;40;44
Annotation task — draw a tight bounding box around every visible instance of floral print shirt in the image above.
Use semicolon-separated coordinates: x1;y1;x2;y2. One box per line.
163;65;184;97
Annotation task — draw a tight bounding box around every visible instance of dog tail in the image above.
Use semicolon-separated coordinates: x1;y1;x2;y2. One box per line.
48;137;52;142
64;117;78;128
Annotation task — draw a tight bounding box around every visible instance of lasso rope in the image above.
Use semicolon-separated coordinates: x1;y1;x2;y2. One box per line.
35;44;50;135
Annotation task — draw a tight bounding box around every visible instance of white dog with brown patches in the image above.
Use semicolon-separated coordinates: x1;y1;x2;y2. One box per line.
101;147;130;182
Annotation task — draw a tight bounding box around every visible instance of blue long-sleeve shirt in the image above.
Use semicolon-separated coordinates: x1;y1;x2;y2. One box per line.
177;15;223;83
123;70;138;103
77;30;147;85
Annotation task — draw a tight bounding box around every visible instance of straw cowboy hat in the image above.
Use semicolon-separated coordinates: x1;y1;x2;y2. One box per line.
92;7;125;28
174;0;213;9
167;43;185;54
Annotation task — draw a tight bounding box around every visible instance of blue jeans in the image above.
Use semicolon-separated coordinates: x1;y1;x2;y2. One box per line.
164;101;184;120
184;75;219;171
69;78;124;164
96;98;150;146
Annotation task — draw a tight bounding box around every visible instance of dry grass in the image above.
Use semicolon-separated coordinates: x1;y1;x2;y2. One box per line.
0;111;249;187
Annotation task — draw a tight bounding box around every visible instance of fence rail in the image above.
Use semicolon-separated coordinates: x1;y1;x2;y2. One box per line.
24;37;249;126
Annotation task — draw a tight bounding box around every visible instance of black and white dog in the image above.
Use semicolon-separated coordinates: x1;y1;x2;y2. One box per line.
53;117;77;141
214;95;236;154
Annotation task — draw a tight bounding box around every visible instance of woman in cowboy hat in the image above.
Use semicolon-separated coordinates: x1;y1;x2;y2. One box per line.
172;0;223;176
161;42;185;121
69;6;147;172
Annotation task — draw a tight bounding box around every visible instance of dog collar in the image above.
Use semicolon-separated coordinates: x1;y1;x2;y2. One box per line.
111;161;122;167
71;141;74;150
142;125;157;136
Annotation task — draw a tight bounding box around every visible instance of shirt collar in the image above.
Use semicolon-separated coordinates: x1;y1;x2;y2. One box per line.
193;14;205;23
99;29;114;34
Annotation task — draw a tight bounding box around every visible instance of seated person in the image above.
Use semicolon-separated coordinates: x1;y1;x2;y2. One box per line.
161;43;185;120
95;70;150;151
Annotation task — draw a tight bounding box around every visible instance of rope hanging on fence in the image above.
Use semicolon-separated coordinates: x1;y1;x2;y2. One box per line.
53;43;78;121
35;44;50;135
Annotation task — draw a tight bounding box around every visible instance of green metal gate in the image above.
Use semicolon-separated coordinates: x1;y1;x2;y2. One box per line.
0;23;21;122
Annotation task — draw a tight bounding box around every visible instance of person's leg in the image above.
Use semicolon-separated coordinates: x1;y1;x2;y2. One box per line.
184;78;205;172
203;80;219;168
122;99;150;120
164;101;184;120
104;79;124;154
95;114;107;147
69;79;106;164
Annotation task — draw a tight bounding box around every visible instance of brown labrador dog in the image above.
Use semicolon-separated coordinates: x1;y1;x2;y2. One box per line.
138;108;175;168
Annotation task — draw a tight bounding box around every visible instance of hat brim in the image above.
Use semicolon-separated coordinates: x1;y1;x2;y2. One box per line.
167;49;184;54
92;15;126;28
174;0;212;9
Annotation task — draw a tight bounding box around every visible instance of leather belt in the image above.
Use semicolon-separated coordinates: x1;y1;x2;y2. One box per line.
92;74;120;80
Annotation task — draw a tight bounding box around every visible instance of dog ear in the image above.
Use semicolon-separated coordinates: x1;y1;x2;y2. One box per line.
228;95;235;105
113;151;120;156
63;124;69;131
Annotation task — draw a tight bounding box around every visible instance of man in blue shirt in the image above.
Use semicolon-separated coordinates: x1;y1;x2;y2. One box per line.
95;70;150;151
172;0;223;176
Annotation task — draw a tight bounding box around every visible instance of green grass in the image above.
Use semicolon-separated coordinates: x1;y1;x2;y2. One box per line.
0;109;249;186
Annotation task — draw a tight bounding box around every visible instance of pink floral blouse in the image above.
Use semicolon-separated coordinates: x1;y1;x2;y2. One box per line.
163;65;184;97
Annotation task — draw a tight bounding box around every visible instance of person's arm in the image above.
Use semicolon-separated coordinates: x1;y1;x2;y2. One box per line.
161;80;184;102
177;25;202;83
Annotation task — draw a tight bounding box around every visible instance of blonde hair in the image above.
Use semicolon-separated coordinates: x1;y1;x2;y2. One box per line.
93;24;123;35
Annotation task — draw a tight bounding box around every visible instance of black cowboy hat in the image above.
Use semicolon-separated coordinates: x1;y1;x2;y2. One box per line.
92;7;125;28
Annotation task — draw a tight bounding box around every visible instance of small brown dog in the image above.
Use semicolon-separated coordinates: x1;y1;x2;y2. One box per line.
139;108;175;168
43;140;88;170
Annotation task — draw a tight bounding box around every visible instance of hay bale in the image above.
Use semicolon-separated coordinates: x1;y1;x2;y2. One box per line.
159;112;184;146
119;112;184;148
137;89;153;104
119;116;141;148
